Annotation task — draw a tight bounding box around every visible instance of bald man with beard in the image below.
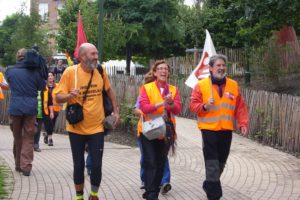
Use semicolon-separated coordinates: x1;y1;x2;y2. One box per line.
56;43;120;200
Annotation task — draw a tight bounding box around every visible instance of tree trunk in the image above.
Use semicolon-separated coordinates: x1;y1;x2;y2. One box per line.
125;44;132;75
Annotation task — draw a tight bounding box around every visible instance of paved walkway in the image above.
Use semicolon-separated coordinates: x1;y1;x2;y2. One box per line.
0;117;300;200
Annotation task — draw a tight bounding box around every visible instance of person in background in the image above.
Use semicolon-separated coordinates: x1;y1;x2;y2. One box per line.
0;71;9;100
43;71;60;146
135;72;172;195
54;59;66;81
189;54;248;200
5;48;46;176
33;91;43;152
139;60;182;200
55;43;120;200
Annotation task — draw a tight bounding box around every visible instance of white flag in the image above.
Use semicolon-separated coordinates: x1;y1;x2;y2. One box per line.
185;30;217;88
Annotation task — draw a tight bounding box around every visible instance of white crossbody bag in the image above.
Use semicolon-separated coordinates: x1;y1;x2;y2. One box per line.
142;115;166;140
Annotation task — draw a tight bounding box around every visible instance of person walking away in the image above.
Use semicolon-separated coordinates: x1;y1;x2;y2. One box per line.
33;91;43;152
43;71;60;146
5;48;46;176
139;60;182;200
189;54;248;200
55;43;120;200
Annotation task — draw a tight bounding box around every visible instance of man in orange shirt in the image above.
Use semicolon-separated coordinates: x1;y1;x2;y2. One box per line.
55;43;120;200
189;54;248;200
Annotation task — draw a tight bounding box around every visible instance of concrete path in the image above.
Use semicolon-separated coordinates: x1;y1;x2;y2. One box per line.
0;117;300;200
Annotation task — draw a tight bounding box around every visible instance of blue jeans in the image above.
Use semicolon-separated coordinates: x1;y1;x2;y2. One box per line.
138;137;170;185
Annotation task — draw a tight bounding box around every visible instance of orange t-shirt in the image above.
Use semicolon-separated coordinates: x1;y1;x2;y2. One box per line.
55;64;111;135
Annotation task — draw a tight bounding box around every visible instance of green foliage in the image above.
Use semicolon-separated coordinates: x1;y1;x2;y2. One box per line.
119;102;139;133
0;11;51;66
180;0;300;49
57;0;127;61
0;164;10;199
252;106;277;143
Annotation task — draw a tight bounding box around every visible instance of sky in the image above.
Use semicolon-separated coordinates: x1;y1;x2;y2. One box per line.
0;0;195;22
0;0;30;22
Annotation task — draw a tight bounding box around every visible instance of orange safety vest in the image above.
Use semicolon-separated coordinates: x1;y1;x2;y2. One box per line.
0;72;4;100
137;82;177;138
197;77;238;131
43;84;60;115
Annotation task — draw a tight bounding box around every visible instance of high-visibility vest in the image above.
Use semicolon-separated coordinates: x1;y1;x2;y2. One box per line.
197;77;238;131
137;82;177;138
43;84;60;115
0;72;4;100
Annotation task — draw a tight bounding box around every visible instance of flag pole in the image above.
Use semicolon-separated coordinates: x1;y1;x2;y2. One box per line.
209;73;214;100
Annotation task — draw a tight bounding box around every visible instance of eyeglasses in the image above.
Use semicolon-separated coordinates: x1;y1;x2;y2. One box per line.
156;67;169;71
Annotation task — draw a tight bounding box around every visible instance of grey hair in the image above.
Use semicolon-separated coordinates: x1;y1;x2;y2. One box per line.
209;54;227;67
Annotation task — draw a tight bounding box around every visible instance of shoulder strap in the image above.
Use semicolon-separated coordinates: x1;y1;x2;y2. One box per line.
97;64;105;90
82;70;94;103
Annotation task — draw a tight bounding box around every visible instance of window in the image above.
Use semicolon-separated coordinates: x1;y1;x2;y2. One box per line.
39;3;48;22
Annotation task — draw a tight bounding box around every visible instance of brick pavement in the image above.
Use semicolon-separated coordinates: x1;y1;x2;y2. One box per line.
0;117;300;200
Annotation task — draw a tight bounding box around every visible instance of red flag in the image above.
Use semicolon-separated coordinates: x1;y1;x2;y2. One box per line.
74;11;87;59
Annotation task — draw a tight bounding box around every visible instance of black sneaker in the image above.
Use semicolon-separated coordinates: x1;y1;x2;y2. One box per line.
44;135;48;144
161;183;172;194
22;170;31;176
48;139;53;146
15;167;21;172
34;147;42;152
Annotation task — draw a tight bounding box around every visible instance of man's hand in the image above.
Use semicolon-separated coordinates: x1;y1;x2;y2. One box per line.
50;112;54;119
240;126;248;137
204;97;214;111
113;112;120;128
69;88;79;99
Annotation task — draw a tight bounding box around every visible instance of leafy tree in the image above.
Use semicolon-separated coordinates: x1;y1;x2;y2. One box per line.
105;0;185;74
57;0;127;61
0;11;50;66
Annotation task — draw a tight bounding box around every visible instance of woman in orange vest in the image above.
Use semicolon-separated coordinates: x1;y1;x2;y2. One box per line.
43;72;60;146
190;54;248;200
0;72;9;100
139;60;182;200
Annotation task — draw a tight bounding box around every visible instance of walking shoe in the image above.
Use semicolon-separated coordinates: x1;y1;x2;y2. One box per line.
161;183;172;194
140;182;145;189
44;135;48;144
48;139;53;146
34;147;42;152
87;168;91;176
15;167;22;172
22;170;31;176
88;195;99;200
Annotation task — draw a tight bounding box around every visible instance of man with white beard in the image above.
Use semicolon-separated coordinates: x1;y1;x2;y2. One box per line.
55;43;120;200
189;54;248;200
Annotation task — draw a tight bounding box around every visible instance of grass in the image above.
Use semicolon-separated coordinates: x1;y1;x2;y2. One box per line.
0;161;13;200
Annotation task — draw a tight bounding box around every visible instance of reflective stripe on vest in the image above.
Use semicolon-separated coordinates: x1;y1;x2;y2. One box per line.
197;77;238;131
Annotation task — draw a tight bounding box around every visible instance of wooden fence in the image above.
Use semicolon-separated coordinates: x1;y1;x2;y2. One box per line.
0;75;299;155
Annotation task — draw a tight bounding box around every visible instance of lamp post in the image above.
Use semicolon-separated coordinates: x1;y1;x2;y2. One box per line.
98;0;105;64
244;6;252;86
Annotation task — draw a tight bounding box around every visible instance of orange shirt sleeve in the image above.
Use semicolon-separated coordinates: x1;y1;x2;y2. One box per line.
189;83;206;114
235;88;249;129
55;66;73;95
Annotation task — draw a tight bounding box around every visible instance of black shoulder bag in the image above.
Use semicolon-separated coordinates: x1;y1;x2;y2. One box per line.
97;64;113;117
66;67;94;125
